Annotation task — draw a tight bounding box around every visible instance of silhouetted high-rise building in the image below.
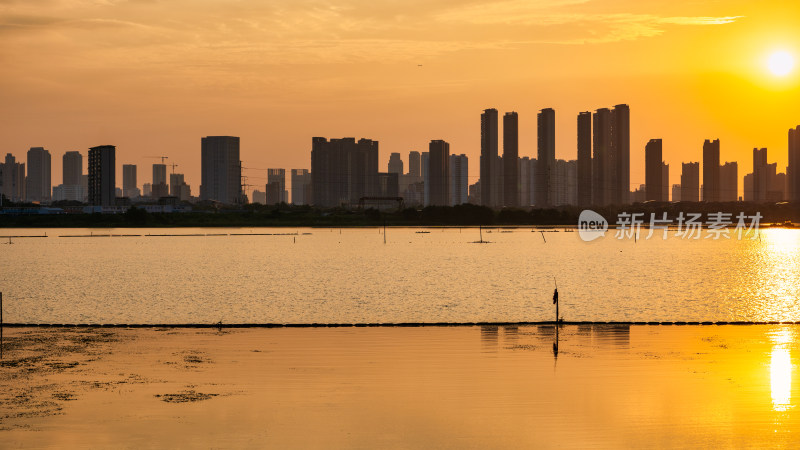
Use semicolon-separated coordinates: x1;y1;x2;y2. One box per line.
428;140;450;206
377;172;399;197
88;145;115;207
422;152;430;205
122;164;138;198
151;163;168;198
266;168;287;204
702;139;720;202
449;154;468;206
26;147;51;203
645;139;662;201
771;168;785;202
251;190;266;204
153;164;167;186
536;108;555;207
503;112;519;207
200;136;241;204
169;173;182;197
680;162;700;202
592;108;611;205
553;159;577;206
408;151;421;180
311;137;378;207
788;126;800;201
0;153;25;202
168;173;190;201
518;156;531;207
577;111;592;206
753;147;768;203
62;151;82;186
743;173;754;202
661;163;669;202
720;162;738;202
291;169;311;205
672;184;681;202
480;108;499;207
611;104;631;205
388;153;403;175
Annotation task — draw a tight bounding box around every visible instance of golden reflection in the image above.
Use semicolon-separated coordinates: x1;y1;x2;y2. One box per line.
752;230;800;322
762;228;800;255
771;348;792;411
770;328;794;411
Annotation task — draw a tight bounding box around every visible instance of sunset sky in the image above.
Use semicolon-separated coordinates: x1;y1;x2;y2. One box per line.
2;0;799;197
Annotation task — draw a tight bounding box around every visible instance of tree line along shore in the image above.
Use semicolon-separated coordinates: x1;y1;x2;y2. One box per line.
1;202;798;228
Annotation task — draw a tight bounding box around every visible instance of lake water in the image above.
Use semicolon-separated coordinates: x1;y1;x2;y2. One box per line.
1;227;800;324
3;325;800;447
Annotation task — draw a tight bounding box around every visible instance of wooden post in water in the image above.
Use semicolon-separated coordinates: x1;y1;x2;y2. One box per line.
1;291;4;360
383;220;386;244
553;277;559;324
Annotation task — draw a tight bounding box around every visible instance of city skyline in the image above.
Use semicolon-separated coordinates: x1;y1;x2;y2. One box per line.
2;1;799;195
4;114;800;205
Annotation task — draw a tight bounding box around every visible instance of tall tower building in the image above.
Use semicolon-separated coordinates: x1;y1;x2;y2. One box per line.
267;168;287;204
536;108;555;207
610;104;631;204
503;112;519;207
62;151;82;186
428;140;450;206
200;136;242;204
702;139;720;202
169;173;190;200
122;164;137;198
449;154;468;206
408;151;421;181
291;169;311;205
719;162;738;202
480;108;499;207
151;163;168;198
88;145;116;207
577;111;592;206
788;126;800;201
1;153;25;202
753;147;769;203
645;139;662;202
422;152;430;205
26;147;51;203
388;153;403;175
661;163;670;202
592;108;611;206
153;164;167;186
680;162;700;202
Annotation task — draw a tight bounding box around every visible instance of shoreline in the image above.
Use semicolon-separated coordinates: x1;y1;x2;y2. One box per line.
3;320;800;328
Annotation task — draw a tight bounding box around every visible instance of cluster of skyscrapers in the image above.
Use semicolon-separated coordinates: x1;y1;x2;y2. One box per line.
3;119;800;210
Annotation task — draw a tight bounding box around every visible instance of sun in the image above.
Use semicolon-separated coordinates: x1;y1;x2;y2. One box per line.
768;50;795;76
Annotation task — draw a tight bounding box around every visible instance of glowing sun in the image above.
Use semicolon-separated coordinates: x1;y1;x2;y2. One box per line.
768;50;795;76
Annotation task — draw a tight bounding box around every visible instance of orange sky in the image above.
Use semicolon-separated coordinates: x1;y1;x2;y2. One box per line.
1;0;799;198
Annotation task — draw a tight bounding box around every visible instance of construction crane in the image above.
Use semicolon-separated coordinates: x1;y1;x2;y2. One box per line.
146;156;169;164
169;163;179;174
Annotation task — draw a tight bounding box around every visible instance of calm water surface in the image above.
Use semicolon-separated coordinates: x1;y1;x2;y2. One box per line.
1;227;800;323
3;325;800;448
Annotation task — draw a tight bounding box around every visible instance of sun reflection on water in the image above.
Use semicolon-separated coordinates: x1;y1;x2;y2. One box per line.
770;328;793;412
750;229;800;322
